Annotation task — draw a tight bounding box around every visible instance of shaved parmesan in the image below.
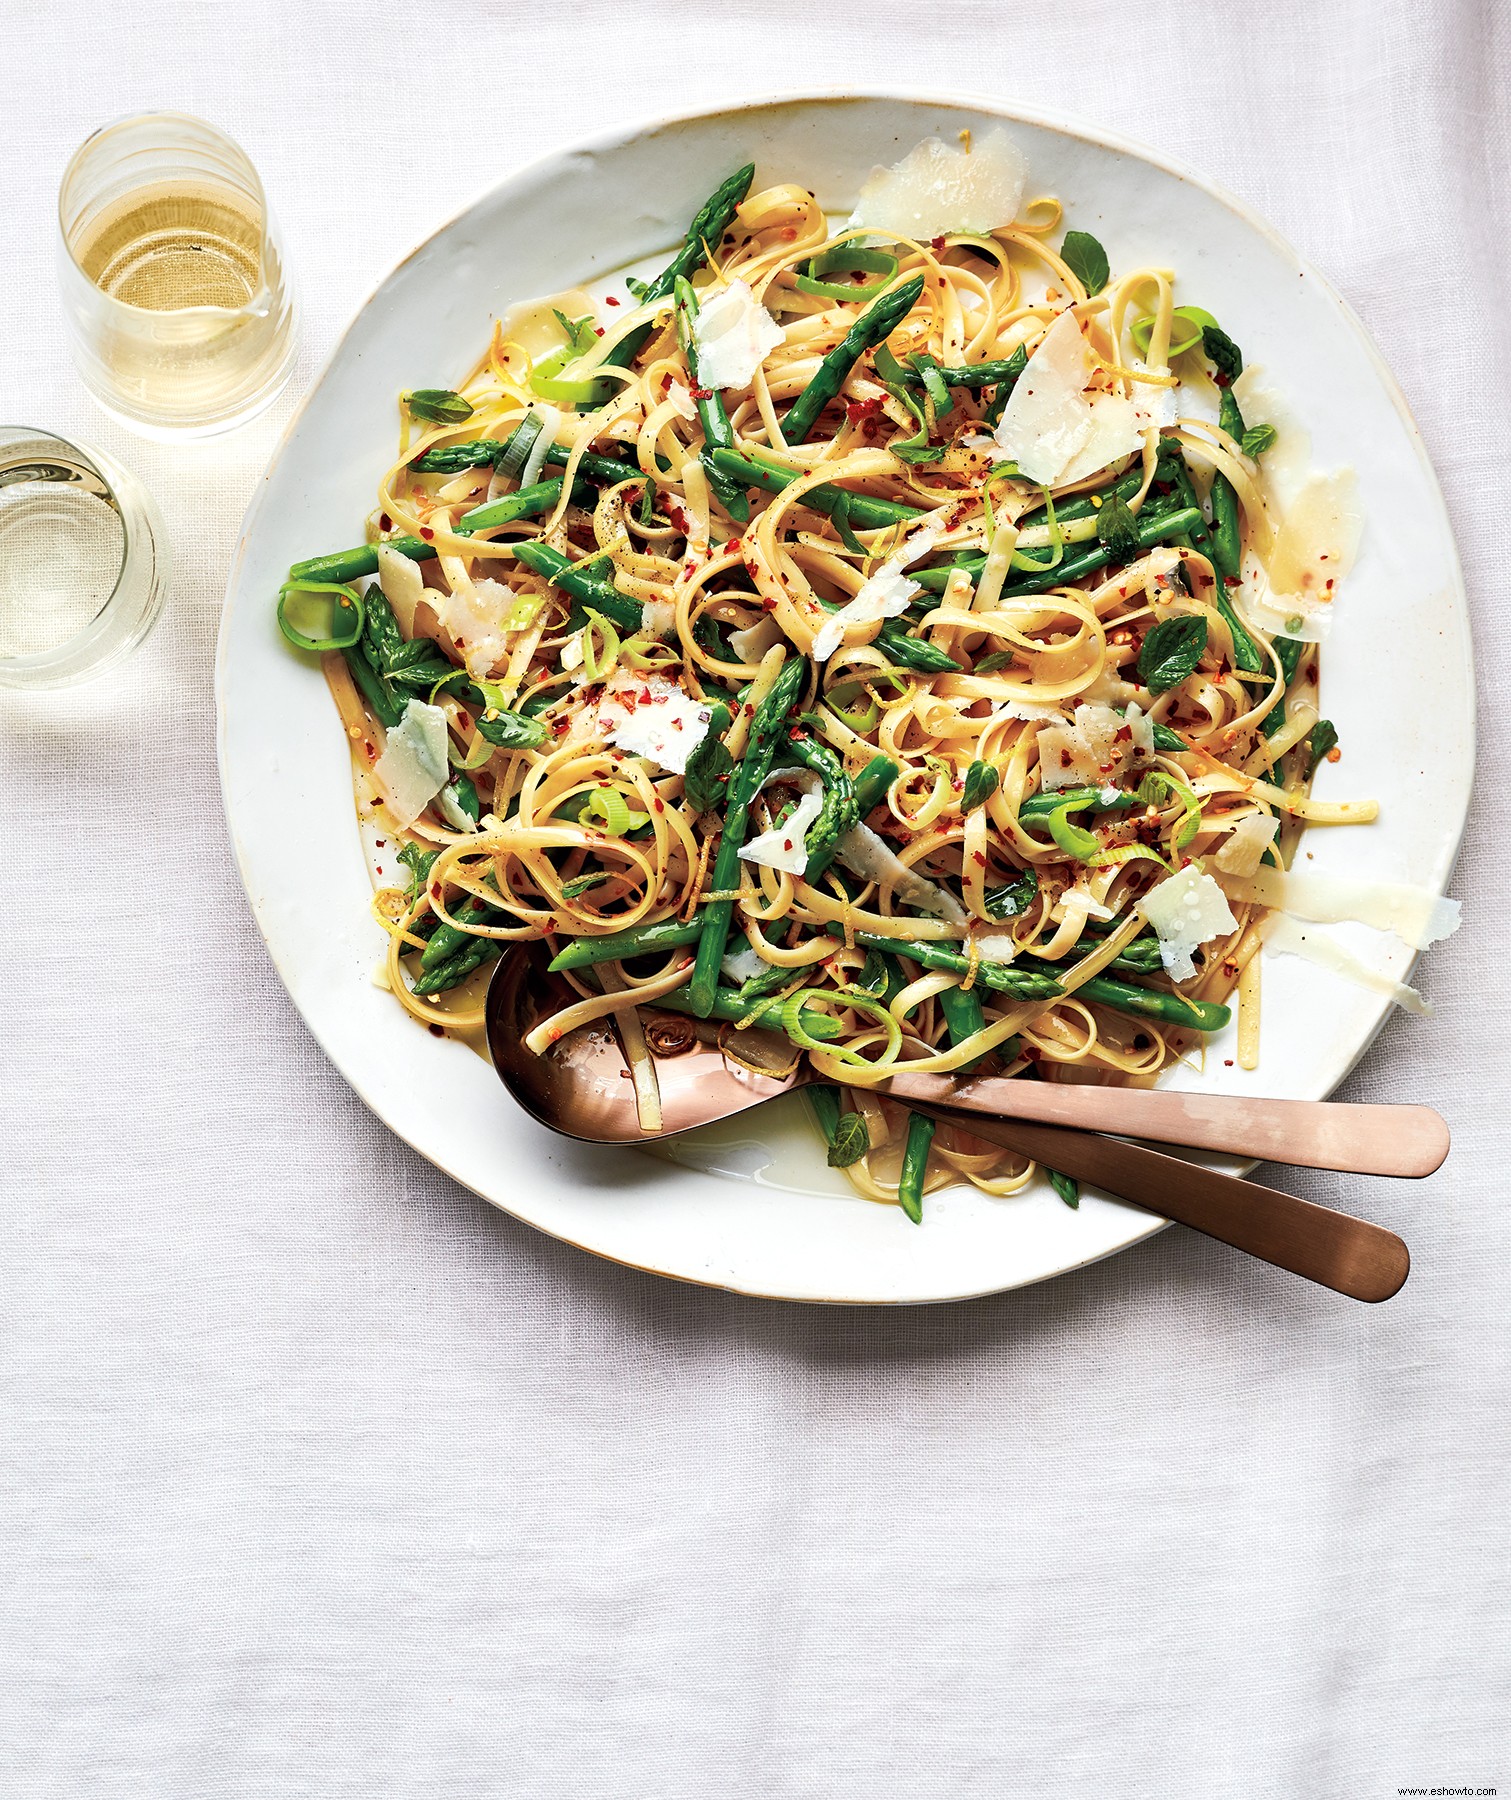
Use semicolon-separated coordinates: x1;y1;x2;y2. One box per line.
640;598;675;638
374;699;451;829
1137;865;1238;981
813;521;944;663
1035;702;1133;791
1220;866;1460;950
1214;812;1279;877
849;129;1028;240
740;786;825;876
692;280;784;391
729;615;783;664
837;822;968;924
973;932;1019;963
1123;703;1156;754
665;381;699;421
721;943;770;985
1129;362;1179;431
439;575;515;679
1266;916;1430;1015
994;311;1144;486
377;543;426;637
597;673;712;775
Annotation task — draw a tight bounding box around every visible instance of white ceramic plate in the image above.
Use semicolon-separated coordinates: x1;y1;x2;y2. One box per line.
218;91;1472;1304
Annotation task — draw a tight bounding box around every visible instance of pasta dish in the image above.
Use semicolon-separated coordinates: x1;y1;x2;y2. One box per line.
275;131;1444;1221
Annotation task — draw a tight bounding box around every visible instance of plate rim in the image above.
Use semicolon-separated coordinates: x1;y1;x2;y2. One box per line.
216;85;1474;1304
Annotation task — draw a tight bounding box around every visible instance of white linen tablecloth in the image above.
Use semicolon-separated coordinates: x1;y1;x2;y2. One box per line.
3;1;1508;1794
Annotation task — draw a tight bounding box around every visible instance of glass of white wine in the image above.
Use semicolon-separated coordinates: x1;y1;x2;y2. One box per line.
57;112;297;438
0;426;169;689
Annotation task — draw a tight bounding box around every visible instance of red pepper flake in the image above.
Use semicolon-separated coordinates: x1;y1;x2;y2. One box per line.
1326;746;1341;763
550;716;569;736
429;1024;446;1037
606;294;620;306
363;740;375;760
375;838;386;847
379;513;392;532
724;538;741;554
1224;1057;1235;1067
419;527;434;541
594;327;604;337
846;396;883;423
429;883;442;899
653;798;665;813
456;710;471;730
930;235;946;251
783;839;793;851
690;384;713;401
972;852;987;867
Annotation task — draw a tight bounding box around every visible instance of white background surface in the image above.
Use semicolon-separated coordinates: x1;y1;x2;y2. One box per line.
2;1;1507;1794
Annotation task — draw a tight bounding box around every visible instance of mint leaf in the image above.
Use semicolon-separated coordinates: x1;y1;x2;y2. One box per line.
1061;230;1109;297
972;650;1014;675
961;760;999;813
1097;498;1140;556
984;866;1038;920
1306;718;1338;779
827;1111;870;1169
560;872;610;898
397;842;437;902
405;388;473;425
683;731;734;815
1138;614;1208;694
476;707;547;749
1241;423;1277;458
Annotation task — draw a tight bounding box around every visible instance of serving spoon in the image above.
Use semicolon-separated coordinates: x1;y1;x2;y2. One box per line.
485;943;1448;1175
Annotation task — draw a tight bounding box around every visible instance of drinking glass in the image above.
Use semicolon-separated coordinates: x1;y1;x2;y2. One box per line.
0;427;170;689
57;112;297;439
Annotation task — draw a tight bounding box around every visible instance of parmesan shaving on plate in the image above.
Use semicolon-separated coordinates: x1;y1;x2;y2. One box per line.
665;381;699;422
1214;812;1280;877
720;943;769;985
1137;865;1239;981
729;616;783;664
740;786;825;876
373;699;451;829
811;521;944;663
692;280;784;391
1229;367;1362;643
994;312;1143;486
837;823;968;923
1265;916;1430;1015
1035;702;1139;791
438;576;515;679
849;130;1029;240
376;543;426;637
640;598;675;638
1221;866;1461;950
596;673;712;775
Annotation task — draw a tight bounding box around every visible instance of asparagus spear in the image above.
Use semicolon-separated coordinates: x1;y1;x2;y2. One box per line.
939;984;989;1071
411;438;640;484
410;934;504;997
787;735;858;877
289;476;587;586
897;1111;934;1223
688;656;808;1015
654;981;842;1045
910;505;1202;596
826;928;1065;999
896;353;1027;390
592;165;756;389
549;916;702;972
510;541;643;635
782;275;927;445
708;447;924;531
673;276;749;523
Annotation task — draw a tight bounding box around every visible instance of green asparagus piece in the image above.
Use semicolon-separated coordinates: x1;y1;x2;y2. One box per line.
1017;786;1136;825
410;932;504;996
911;505;1202;595
341;640;403;729
787;734;858;877
510;541;643;635
824;927;1065;999
806;1082;843;1145
939;984;989;1072
419;889;508;972
708;446;924;530
1208;388;1246;584
688;656;808;1015
673;276;750;523
898;1110;934;1223
411;437;640;485
595;165;756;386
805;753;898;880
897;352;1027;391
289;476;585;586
782;275;927;445
1074;972;1231;1033
871;622;962;673
655;982;843;1045
548;916;702;972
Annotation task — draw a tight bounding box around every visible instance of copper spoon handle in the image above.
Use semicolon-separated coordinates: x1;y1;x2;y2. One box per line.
914;1106;1411;1303
881;1076;1448;1177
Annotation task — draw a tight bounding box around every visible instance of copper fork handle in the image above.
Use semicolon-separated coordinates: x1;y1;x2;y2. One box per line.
915;1106;1411;1303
